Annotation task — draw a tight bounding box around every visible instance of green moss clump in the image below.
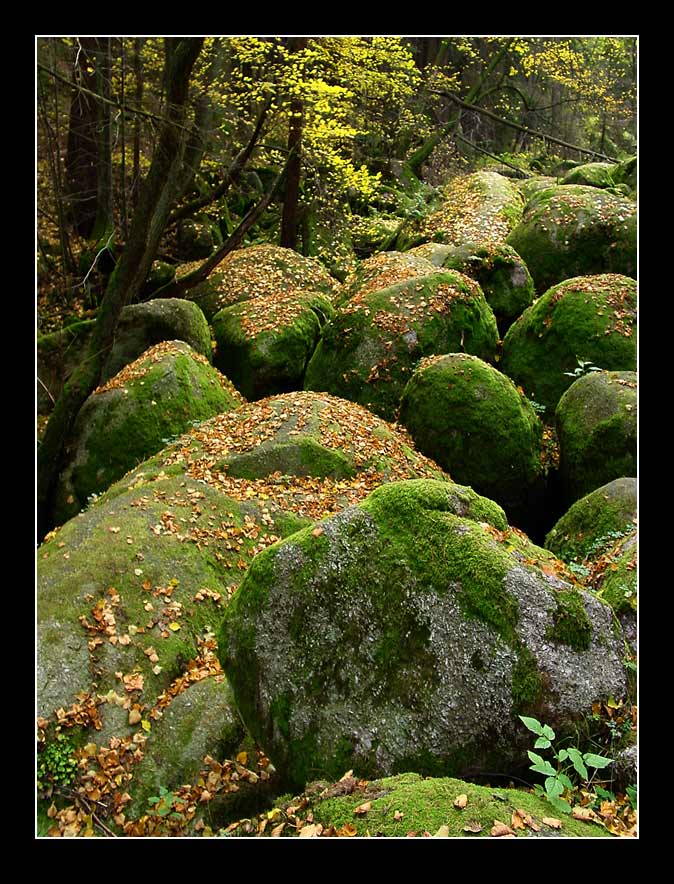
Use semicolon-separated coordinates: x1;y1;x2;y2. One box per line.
561;162;617;189
546;589;593;651
594;533;638;617
304;271;499;421
500;274;637;413
262;772;611;838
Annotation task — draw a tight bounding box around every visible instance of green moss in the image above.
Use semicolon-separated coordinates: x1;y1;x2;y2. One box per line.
595;534;638;616
545;589;593;651
399;353;543;520
511;645;544;714
276;772;611;838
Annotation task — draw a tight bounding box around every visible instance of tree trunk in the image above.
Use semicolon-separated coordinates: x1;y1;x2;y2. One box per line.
132;38;144;209
280;37;308;250
65;38;101;237
90;38;113;244
37;37;204;542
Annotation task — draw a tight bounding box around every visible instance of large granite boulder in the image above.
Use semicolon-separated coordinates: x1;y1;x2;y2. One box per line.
218;480;626;790
556;371;637;506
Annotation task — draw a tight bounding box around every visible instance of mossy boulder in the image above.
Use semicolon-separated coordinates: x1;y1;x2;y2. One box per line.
304;271;499;421
561;162;618;189
556;371;637;506
50;341;244;526
37;472;306;826
212;290;335;400
506;185;636;293
114;391;451;525
349;214;402;258
179;244;337;321
611;156;637;193
500;274;637;413
336;251;436;308
545;478;637;567
397;171;524;251
218;479;626;790
140;260;177;298
37;299;213;413
590;531;637;655
438;242;535;331
399;354;544;529
176;218;218;260
101;298;213;382
517;175;559;204
255;771;611;838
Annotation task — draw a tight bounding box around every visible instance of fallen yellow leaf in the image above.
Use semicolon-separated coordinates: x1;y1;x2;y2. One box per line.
453;793;468;809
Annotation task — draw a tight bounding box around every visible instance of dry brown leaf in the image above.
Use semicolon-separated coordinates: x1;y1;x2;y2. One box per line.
271;822;286;837
516;809;540;832
128;709;141;725
463;820;483;833
511;810;526;830
453;793;468;809
311;526;324;536
354;801;372;815
394;810;404;821
491;821;517;837
298;823;322;838
339;769;354;781
542;816;562;829
572;807;600;823
337;823;358;837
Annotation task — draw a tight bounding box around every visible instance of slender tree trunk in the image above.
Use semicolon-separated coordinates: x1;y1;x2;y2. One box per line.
132;37;144;209
65;38;100;237
120;38;128;239
90;38;113;244
37;37;204;542
280;37;308;250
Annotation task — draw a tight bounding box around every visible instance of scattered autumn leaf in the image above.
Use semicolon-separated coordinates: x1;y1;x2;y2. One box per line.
453;793;468;809
542;817;562;829
463;820;483;834
491;821;517;837
354;801;372;815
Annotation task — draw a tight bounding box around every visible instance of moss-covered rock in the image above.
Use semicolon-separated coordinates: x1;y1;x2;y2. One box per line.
517;175;559;204
251;771;611;838
179;244;337;320
176;218;217;260
140;260;177;298
304;271;499;421
50;341;244;525
500;274;637;413
506;185;636;293
218;479;626;790
113;391;453;525
212;290;335;400
611;156;637;193
397;171;524;251
37;472;305;826
37;299;213;413
589;531;637;655
349;214;403;258
561;162;618;189
438;242;535;331
101;298;213;381
336;251;436;308
556;371;637;506
399;354;544;528
545;478;637;567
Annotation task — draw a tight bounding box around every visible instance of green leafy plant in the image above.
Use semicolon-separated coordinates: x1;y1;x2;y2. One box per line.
148;786;186;822
37;732;78;793
519;715;613;815
563;357;603;379
528;396;546;416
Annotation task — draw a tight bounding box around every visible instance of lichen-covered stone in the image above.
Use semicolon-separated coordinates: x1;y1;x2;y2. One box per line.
265;771;611;838
506;185;636;293
561;162;618;189
397;171;524;251
500;274;637;413
545;478;637;566
179;244;337;320
304;271;499;421
556;371;637;505
437;242;535;330
50;341;244;525
399;354;544;527
218;479;626;790
212;290;335;400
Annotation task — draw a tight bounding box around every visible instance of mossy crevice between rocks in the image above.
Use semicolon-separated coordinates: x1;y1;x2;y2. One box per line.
218;479;625;790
